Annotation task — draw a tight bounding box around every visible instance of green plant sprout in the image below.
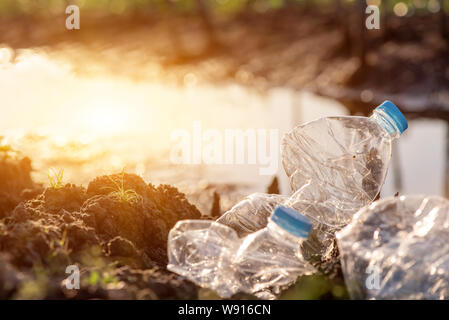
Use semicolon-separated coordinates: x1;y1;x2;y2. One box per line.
48;168;65;189
48;229;72;262
0;144;13;153
0;136;15;159
106;169;141;203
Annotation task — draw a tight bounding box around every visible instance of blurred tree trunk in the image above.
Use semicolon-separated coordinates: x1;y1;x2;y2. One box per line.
195;0;220;50
358;0;367;67
303;0;312;11
335;0;352;54
245;0;256;11
165;0;187;58
439;0;448;40
382;0;392;40
164;0;220;63
285;0;298;7
446;122;449;198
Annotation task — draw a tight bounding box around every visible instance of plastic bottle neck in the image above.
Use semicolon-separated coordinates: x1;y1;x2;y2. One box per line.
370;109;401;140
267;220;304;246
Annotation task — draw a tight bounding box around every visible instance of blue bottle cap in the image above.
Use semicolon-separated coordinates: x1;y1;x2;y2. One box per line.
375;100;408;134
271;206;312;238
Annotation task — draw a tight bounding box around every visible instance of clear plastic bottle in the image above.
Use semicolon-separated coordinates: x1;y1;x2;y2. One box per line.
337;195;449;299
231;206;315;299
167;220;241;298
282;101;408;228
216;193;288;237
167;206;314;299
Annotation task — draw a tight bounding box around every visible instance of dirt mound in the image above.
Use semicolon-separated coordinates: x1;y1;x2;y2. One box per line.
0;156;42;218
83;173;201;264
0;171;201;299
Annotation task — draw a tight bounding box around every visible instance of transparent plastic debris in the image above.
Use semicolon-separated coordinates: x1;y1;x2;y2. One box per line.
232;206;315;299
219;101;408;258
216;193;288;237
284;182;340;259
337;195;449;299
167;206;315;299
167;220;241;298
282;100;408;229
168;101;409;297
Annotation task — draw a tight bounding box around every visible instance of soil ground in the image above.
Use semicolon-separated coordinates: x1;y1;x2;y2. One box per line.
0;155;346;299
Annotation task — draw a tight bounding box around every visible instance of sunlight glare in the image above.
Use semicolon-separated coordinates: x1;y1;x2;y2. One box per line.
83;99;130;136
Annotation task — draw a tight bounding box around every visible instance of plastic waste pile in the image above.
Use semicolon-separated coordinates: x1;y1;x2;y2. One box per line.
167;100;449;300
168;206;315;299
218;100;408;258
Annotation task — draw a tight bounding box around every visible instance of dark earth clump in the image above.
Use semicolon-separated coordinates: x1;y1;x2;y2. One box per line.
266;176;280;195
83;172;201;265
0;156;42;219
209;191;221;218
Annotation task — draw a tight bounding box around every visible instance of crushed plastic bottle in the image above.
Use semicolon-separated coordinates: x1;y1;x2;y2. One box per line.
337;195;449;299
167;206;314;299
216;193;288;237
232;206;315;299
167;220;241;298
282;101;408;229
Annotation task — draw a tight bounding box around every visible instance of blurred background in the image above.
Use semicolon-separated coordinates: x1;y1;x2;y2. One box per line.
0;0;448;214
